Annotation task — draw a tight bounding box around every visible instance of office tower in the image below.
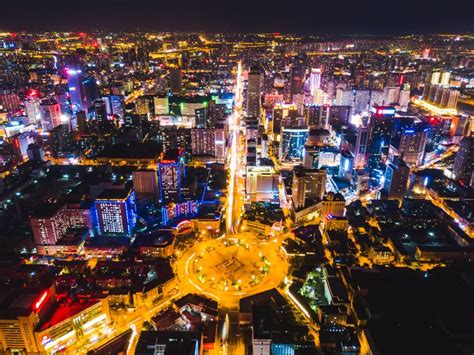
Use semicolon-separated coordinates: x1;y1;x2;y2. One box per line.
169;67;182;94
272;106;283;134
292;168;307;209
312;89;330;106
27;143;45;162
329;106;351;126
336;89;353;106
398;87;410;111
76;111;88;135
440;72;451;86
370;90;385;108
67;68;87;113
94;188;137;236
195;107;209;128
305;168;326;200
430;72;441;85
154;96;170;115
452;135;474;187
289;63;304;99
354;125;369;168
352;169;370;195
245;165;279;201
339;151;354;180
368;106;396;171
305;105;327;127
390;128;428;166
24;96;41;124
321;192;345;217
39;99;62;131
354;90;371;114
133;170;159;196
383;87;400;105
309;68;322;96
247;67;262;118
383;159;410;201
191;128;216;156
102;95;125;117
280;126;309;162
158;149;185;203
94;99;111;133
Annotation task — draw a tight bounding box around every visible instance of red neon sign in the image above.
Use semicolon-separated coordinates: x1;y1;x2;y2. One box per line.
34;290;49;311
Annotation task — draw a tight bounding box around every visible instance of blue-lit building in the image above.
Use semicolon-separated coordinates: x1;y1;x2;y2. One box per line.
67;69;87;113
368;106;396;173
280;127;309;162
94;188;137;236
339;151;354;181
158;149;186;203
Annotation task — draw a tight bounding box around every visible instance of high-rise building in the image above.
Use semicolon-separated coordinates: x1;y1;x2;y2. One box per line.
24;96;41;124
280;127;309;162
336;89;353;106
312;89;330;106
158;149;185;203
39;99;62;131
305;168;327;200
247;67;262;118
354;90;371;114
383;87;400;105
95;188;137;236
354;125;369;168
339;151;354;180
67;68;87;113
191;128;216;156
430;72;441;85
133;170;159;197
398;88;410;111
169;67;182;94
94;99;111;133
382;159;410;201
309;68;322;96
452;135;474;187
440;72;451;86
368;106;396;172
389;127;428;166
292;168;307;209
30;205;68;246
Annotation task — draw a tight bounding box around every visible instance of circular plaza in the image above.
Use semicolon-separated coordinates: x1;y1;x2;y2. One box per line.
176;232;289;307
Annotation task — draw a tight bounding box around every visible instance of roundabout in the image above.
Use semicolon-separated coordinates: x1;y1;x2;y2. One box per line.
175;232;289;307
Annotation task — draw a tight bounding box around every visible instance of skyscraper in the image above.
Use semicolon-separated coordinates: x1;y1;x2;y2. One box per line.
247;67;262;119
169;67;183;94
67;68;87;113
280;127;309;162
452;135;474;187
39;99;62;131
309;68;322;96
94;99;111;133
382;159;410;201
292;168;307;209
305;168;327;200
133;170;159;197
158;149;185;203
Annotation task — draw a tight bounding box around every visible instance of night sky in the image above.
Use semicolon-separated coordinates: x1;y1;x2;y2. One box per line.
1;0;473;34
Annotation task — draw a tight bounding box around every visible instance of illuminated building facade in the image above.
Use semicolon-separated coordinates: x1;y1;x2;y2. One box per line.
95;188;137;236
245;165;279;202
453;135;474;187
133;170;159;196
247;67;262;119
382;159;410;201
279;127;309;162
67;68;87;113
39;99;62;131
158;149;185;203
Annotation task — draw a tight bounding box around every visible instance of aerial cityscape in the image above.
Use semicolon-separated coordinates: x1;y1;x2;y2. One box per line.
0;12;473;355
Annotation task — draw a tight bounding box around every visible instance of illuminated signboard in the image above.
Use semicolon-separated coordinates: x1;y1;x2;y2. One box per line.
34;290;49;311
371;107;396;116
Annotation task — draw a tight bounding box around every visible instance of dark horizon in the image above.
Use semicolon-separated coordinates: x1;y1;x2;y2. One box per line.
1;0;473;34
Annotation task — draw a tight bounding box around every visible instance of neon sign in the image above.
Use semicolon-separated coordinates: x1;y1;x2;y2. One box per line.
34;290;49;311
